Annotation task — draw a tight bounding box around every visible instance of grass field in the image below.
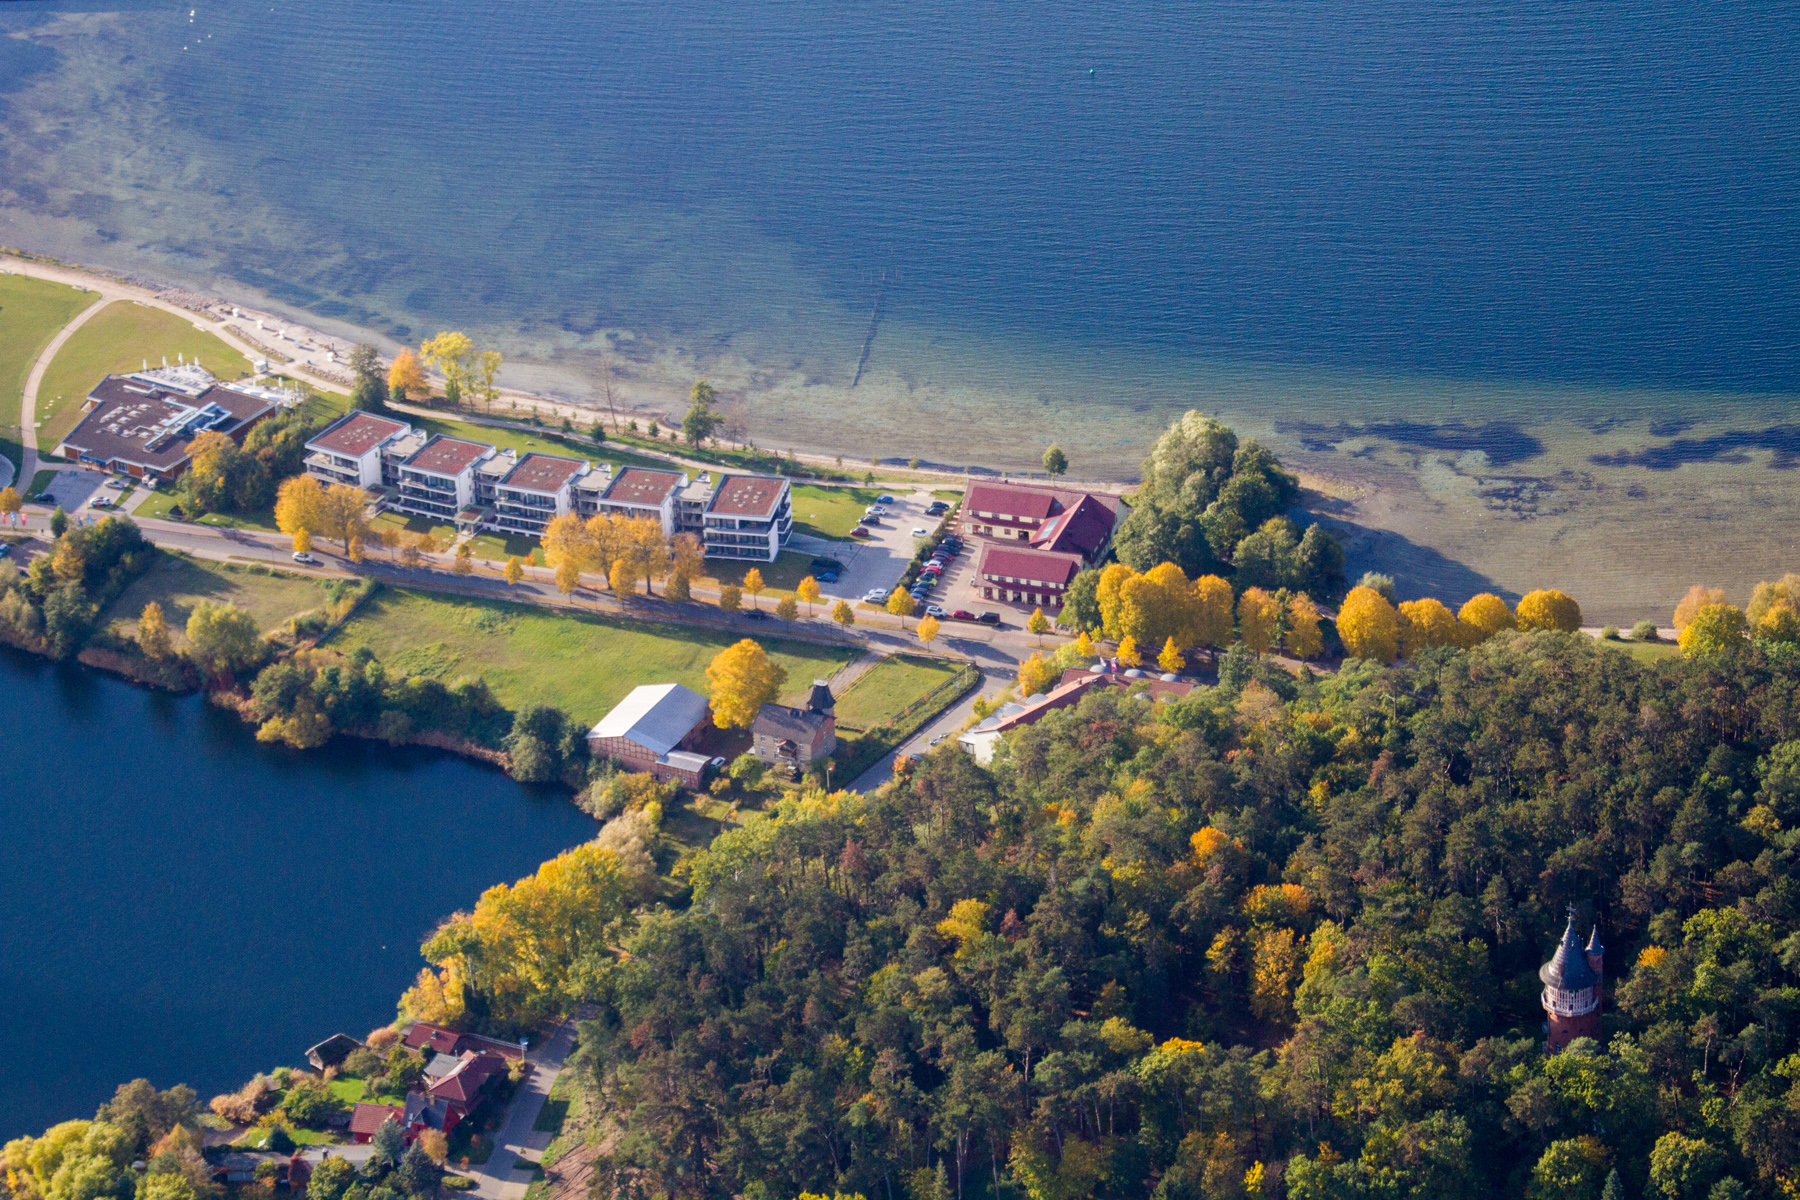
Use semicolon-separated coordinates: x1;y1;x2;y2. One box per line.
326;586;858;724
833;655;964;729
0;276;99;470
36;302;254;448
101;555;332;644
1599;637;1680;663
700;550;833;600
790;484;884;540
466;531;546;565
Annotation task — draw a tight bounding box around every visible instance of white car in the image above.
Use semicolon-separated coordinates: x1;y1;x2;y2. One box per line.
863;589;889;604
292;551;318;565
925;604;948;618
912;527;928;537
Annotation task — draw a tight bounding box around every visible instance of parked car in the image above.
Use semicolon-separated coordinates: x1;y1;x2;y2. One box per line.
926;500;948;512
951;609;976;621
851;527;872;538
105;478;128;490
911;527;928;537
859;515;882;525
810;556;842;571
925;604;948;618
33;493;53;503
863;588;889;603
89;498;113;509
877;494;896;503
930;734;948;746
978;611;1002;626
816;571;839;583
742;610;768;621
292;551;317;565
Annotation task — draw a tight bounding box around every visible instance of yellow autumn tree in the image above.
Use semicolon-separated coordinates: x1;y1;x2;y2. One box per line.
1747;575;1800;627
935;899;990;957
1679;603;1748;658
742;567;766;610
832;599;855;629
292;527;312;554
274;474;326;539
886;587;916;626
706;638;788;728
1237;586;1281;654
1158;637;1185;673
796;575;822;615
411;842;631;1028
1249;927;1302;1023
1018;652;1059;697
503;556;525;585
918;613;941;647
1027;607;1050;643
1516;588;1581;632
609;558;633;594
1674;584;1728;633
719;585;742;614
542;512;596;574
1117;634;1143;667
1759;603;1800;644
1075;629;1095;656
1339;585;1399;662
1097;561;1137;640
0;486;20;518
387;348;427;402
1285;593;1323;660
420;331;477;404
1456;592;1516;646
138;602;172;660
1398;597;1459;657
1193;574;1235;648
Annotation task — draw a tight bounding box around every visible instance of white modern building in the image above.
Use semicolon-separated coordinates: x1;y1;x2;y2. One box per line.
391;435;495;522
596;467;688;536
702;473;793;562
304;411;414;489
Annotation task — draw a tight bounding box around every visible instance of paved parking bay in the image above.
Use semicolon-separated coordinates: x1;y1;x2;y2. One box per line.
801;488;945;604
38;467;108;513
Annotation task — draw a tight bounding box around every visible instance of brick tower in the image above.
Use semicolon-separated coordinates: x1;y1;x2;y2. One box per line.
1541;908;1603;1052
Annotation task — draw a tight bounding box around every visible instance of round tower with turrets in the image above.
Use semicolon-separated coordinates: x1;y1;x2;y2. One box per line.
1541;908;1603;1052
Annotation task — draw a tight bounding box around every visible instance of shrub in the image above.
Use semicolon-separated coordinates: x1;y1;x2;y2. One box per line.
1600;625;1619;640
1631;620;1659;642
1517;588;1582;632
342;1047;382;1077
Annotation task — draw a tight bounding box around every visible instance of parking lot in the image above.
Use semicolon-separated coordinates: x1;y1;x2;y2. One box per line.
799;488;946;605
36;467;110;513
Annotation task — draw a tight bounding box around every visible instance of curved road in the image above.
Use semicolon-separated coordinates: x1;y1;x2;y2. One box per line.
18;294;110;487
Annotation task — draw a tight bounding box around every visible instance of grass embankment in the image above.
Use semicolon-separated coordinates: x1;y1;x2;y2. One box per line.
102;555;337;646
0;274;98;475
324;587;858;725
701;551;830;599
36;301;254;448
833;655;965;730
522;1068;588;1200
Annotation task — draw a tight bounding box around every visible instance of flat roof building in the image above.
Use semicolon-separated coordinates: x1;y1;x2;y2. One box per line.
702;473;793;562
597;467;687;535
305;411;413;489
391;435;495;523
58;370;284;483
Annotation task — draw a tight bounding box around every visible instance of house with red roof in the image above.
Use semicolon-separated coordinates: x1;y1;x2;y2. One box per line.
404;1050;509;1136
961;482;1121;612
348;1102;407;1144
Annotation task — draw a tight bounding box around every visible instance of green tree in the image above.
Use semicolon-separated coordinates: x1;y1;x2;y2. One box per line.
1042;445;1068;479
186;601;263;678
308;1156;356;1200
682;380;724;447
1058;568;1102;630
349;344;388;413
1678;604;1747;658
1647;1133;1722;1200
369;1116;406;1171
50;506;68;538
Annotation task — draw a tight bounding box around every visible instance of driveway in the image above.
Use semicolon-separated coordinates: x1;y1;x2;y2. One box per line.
461;1015;582;1200
850;664;1013;792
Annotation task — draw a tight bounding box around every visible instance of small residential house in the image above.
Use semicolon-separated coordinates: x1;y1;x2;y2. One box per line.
586;683;713;786
304;1032;362;1072
348;1103;406;1144
751;680;836;771
596;467;689;536
702;473;793;562
404;1051;507;1136
304;411;413;489
58;366;287;485
398;1020;524;1061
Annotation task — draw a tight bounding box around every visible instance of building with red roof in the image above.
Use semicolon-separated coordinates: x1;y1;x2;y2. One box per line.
961;481;1120;612
305;411;413;488
348;1102;407;1143
702;473;793;562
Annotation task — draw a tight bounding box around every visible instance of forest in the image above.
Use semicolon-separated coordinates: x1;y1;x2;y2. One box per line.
565;632;1800;1200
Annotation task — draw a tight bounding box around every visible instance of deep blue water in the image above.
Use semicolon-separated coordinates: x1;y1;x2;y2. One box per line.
0;649;594;1141
2;0;1796;402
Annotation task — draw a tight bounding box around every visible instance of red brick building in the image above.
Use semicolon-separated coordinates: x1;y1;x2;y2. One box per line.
585;683;714;786
963;482;1120;612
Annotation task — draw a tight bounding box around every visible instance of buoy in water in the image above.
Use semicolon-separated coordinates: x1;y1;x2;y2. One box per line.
1089;68;1096;75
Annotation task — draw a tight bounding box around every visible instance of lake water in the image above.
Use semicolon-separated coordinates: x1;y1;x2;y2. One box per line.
0;648;595;1141
1;2;1798;610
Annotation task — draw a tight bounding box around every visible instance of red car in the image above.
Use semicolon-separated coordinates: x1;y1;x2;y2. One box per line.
951;609;976;621
851;527;872;538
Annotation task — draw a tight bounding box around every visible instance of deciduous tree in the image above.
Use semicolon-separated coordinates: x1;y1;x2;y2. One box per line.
796;575;822;615
831;599;854;629
1285;592;1323;660
1517;588;1582;632
706;639;787;728
420;332;476;406
682;379;724;446
503;556;524;585
1398;597;1459;657
776;595;798;620
1237;586;1281;654
292;527;312;554
917;614;940;647
1117;634;1142;667
186;601;262;678
1158;637;1185;673
1457;592;1515;644
1193;574;1235;648
887;588;916;626
1027;607;1049;643
1338;584;1398;662
1042;445;1068;479
555;559;580;598
1678;603;1747;657
719;585;742;614
1674;584;1728;633
387;348;426;403
0;486;21;518
138;602;172;660
742;567;765;609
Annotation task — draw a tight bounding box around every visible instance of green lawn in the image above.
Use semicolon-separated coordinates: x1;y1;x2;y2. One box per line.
372;510;457;542
790;484;884;540
403;409;669;474
100;554;332;645
701;550;833;600
327;1078;366;1106
25;469;56;496
0;275;98;476
326;586;858;725
833;655;963;730
1599;637;1680;663
932;489;964;501
234;1125;341;1148
36;301;254;448
466;531;546;565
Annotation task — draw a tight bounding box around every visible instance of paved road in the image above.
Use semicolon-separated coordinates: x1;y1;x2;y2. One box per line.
18;293;109;486
849;664;1014;792
464;1016;582;1200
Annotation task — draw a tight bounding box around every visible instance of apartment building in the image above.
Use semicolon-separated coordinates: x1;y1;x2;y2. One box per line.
702;473;793;562
304;411;413;488
596;467;688;535
390;435;495;522
490;453;594;536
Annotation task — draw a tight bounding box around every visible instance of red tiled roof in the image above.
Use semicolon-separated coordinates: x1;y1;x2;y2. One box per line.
402;1021;464;1055
707;474;787;517
977;544;1083;587
404;436;490;477
1030;493;1116;556
966;482;1058;520
308;412;409;457
503;453;585;493
603;467;682;506
349;1102;405;1136
427;1052;506;1105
